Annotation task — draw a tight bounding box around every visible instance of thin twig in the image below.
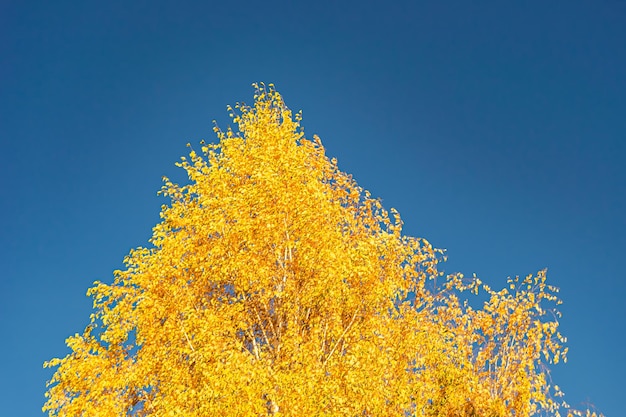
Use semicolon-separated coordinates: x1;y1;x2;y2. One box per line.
322;309;359;367
180;324;195;353
253;304;272;349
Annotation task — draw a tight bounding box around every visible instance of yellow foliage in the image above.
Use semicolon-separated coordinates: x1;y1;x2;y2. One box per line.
43;84;601;417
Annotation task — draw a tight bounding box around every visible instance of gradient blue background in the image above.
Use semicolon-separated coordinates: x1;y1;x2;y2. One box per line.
1;1;623;415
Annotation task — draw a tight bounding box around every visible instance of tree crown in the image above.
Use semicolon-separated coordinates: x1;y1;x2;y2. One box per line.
44;84;600;417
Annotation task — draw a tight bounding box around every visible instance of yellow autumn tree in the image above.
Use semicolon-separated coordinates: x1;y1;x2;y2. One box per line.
44;84;600;417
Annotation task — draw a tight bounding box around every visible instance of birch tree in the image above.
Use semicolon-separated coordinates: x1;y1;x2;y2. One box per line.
44;84;599;417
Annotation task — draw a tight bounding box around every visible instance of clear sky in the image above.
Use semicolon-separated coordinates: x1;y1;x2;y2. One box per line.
1;1;624;415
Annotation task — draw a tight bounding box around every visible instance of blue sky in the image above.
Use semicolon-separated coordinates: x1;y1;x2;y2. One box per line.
1;1;624;415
